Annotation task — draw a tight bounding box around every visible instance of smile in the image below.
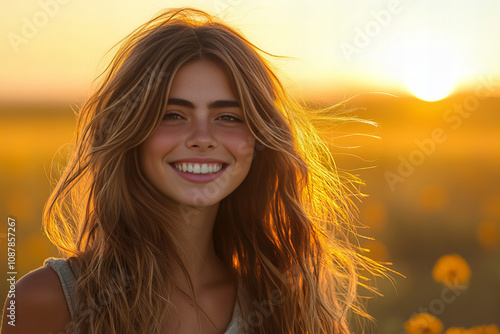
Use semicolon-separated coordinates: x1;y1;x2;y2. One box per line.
173;162;224;174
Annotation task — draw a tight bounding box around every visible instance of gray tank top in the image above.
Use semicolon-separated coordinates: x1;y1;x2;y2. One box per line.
44;257;245;333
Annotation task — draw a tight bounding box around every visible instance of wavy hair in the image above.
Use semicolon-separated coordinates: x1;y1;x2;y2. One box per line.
44;7;385;334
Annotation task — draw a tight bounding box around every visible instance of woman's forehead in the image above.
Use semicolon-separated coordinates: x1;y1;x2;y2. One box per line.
168;59;239;103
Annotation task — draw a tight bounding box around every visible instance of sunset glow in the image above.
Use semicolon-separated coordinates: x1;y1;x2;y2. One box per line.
387;31;468;102
1;0;499;102
405;67;456;102
402;47;460;102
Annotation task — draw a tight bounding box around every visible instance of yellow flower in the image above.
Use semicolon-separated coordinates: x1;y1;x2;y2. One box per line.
467;325;500;334
445;328;467;334
432;254;471;287
405;313;444;334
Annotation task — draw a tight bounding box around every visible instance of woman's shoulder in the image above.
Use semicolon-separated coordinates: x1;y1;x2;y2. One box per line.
1;264;71;333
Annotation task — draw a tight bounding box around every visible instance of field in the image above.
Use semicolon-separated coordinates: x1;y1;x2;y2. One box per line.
1;93;499;331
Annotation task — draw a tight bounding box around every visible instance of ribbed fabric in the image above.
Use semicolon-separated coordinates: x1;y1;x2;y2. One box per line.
225;297;244;334
44;257;79;319
44;257;244;333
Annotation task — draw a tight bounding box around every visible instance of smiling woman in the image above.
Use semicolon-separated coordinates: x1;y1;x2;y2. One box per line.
140;60;255;208
2;7;385;334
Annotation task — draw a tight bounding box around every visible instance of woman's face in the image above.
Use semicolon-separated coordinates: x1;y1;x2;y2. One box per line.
139;59;255;208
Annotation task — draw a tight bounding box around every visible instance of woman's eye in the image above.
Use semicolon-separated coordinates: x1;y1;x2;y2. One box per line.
163;112;183;120
218;115;242;122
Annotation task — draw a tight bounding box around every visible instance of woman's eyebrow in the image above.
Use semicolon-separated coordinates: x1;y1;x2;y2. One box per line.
208;100;240;109
167;98;194;108
167;98;240;109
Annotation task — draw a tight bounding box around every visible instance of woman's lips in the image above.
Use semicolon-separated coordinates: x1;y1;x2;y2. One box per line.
169;162;229;183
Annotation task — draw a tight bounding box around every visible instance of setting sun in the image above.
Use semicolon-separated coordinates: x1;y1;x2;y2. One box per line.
402;48;459;102
404;62;457;102
384;31;467;102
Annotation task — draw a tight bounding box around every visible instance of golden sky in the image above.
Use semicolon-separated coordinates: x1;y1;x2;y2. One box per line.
1;0;499;103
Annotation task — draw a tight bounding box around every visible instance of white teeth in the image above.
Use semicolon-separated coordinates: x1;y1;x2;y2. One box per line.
173;163;224;174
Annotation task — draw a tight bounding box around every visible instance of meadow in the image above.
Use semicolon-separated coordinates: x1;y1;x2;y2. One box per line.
1;92;499;332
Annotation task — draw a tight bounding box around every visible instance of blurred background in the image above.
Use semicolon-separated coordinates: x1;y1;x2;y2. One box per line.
1;0;499;332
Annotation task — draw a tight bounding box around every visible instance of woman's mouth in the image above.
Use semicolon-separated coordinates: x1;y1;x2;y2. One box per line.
172;162;225;174
169;161;229;183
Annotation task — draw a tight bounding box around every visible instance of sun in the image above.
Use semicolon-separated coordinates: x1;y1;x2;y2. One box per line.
403;51;458;102
382;32;467;102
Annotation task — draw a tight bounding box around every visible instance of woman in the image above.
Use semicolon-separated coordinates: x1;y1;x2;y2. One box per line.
2;7;383;334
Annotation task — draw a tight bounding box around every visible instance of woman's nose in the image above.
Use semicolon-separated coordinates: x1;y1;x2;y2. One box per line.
185;117;218;150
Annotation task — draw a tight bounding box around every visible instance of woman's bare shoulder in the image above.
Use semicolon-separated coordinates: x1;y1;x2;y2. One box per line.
2;266;71;334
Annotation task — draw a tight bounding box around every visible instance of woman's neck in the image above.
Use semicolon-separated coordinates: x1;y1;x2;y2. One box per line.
173;202;225;288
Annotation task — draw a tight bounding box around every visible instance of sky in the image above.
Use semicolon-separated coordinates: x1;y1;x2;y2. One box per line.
1;0;500;103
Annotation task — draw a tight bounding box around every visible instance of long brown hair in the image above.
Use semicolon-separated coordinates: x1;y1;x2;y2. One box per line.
44;7;385;333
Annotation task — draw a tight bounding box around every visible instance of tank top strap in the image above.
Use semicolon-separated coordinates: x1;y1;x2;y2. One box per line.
224;278;248;333
44;257;246;332
44;257;79;319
